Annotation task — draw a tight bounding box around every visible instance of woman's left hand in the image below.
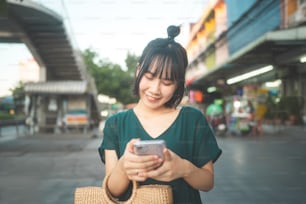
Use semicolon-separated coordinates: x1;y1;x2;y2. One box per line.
138;148;187;182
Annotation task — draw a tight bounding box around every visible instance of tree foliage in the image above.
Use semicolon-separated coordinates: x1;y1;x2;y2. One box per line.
83;49;138;105
125;51;139;76
9;81;25;114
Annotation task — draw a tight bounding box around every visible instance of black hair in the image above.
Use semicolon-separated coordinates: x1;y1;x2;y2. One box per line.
133;25;188;108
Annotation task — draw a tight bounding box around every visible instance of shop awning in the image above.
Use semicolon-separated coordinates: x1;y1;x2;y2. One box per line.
192;26;306;87
25;81;88;95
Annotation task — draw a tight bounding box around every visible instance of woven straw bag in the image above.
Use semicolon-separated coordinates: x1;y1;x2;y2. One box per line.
74;175;173;204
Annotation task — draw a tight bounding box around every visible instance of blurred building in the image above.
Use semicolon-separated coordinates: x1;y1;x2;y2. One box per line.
18;58;40;83
185;0;306;124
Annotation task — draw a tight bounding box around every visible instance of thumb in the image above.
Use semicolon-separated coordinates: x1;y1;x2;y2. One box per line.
126;138;140;153
163;148;172;161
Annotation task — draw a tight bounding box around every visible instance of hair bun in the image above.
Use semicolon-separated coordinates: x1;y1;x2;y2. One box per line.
167;25;180;40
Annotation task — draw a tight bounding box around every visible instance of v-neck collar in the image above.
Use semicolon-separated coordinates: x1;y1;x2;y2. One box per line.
130;107;184;139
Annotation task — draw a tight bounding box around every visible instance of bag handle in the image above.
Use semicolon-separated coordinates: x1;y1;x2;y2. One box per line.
102;174;138;203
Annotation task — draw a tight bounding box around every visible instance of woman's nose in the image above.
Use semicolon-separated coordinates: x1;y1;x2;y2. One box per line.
149;78;161;94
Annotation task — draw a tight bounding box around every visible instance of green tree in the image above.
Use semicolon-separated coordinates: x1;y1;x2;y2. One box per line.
10;81;25;115
83;49;138;105
125;51;139;76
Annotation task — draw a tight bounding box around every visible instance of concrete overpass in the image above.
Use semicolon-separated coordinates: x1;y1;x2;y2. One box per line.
0;0;101;133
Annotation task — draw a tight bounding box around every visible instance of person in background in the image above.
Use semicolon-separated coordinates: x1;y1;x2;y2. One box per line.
98;25;222;203
245;100;259;136
245;100;255;116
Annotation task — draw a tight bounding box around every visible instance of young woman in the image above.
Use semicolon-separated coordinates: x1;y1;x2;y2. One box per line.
99;25;222;203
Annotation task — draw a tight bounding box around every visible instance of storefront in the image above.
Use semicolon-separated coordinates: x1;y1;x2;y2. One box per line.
24;81;99;134
185;0;306;128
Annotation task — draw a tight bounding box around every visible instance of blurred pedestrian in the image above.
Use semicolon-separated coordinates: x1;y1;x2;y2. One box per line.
245;100;255;117
245;100;263;136
98;25;222;203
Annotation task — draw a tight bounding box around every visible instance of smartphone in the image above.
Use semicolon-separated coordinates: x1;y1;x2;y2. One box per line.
133;140;166;158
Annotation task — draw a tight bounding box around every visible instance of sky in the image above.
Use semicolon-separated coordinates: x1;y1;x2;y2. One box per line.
0;0;210;96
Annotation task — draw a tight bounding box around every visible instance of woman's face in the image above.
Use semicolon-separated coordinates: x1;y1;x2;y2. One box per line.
138;64;177;110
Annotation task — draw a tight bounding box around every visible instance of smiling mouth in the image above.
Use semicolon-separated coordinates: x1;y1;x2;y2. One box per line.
146;94;160;102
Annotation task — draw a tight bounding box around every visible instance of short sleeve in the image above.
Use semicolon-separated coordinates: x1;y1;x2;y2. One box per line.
194;112;222;167
98;116;119;163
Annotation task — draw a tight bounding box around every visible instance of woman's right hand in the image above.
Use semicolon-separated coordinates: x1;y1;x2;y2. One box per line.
121;139;164;181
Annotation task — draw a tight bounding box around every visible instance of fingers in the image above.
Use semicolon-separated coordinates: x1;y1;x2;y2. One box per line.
125;155;163;172
125;138;140;153
141;149;181;182
123;139;164;181
142;156;164;170
124;139;175;182
127;169;147;182
140;167;163;178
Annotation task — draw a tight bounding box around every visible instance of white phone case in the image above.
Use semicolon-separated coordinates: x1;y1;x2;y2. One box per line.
133;140;165;158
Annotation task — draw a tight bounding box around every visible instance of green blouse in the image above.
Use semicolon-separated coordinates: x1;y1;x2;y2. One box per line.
99;106;222;204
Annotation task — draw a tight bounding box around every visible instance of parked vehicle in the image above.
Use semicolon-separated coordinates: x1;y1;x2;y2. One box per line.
228;112;252;136
206;102;227;136
207;113;227;136
225;96;253;136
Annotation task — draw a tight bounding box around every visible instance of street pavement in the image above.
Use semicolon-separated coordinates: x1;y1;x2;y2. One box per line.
203;125;306;204
0;132;104;204
0;125;305;204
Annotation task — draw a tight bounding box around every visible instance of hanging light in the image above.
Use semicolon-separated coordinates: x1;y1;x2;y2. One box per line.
265;79;282;88
207;86;217;93
226;65;273;85
300;56;306;63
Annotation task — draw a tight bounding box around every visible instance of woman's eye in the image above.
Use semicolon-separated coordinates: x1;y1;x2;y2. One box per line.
162;80;175;86
144;73;154;79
